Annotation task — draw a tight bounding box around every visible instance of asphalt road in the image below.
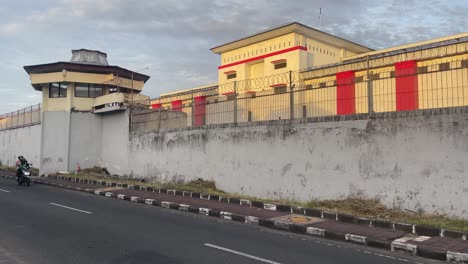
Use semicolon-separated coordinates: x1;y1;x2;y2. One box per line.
0;177;441;264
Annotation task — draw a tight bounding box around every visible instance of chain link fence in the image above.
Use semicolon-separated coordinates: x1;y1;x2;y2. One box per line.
131;57;467;133
0;104;42;131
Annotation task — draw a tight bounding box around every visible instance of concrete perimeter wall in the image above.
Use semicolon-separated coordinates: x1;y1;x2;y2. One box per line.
41;111;71;174
69;112;102;171
0;124;41;167
128;109;468;219
41;110;129;175
99;111;130;176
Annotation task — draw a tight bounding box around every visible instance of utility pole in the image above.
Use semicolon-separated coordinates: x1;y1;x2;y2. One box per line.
289;70;295;120
128;67;149;132
366;55;374;115
233;81;238;125
319;8;322;28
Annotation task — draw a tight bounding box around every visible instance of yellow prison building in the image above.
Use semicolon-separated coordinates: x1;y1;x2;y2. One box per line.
150;22;467;127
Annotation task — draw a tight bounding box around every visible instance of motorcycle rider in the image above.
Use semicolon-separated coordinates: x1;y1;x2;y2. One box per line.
16;156;29;181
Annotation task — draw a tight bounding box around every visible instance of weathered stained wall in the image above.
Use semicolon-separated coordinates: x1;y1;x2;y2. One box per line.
69;112;102;171
0;125;41;167
128;109;468;219
41;111;71;174
99;111;130;176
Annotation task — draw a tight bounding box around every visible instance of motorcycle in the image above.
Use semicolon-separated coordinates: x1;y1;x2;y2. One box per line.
17;163;32;187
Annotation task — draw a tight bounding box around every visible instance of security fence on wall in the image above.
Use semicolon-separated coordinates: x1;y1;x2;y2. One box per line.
0;104;42;131
131;57;468;132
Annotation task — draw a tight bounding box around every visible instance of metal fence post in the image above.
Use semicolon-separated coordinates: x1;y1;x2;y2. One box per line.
233;81;238;125
191;94;195;127
366;56;374;115
368;79;374;114
289;70;294;120
157;106;162;130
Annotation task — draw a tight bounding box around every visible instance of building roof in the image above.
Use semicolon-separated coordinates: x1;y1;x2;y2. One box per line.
158;84;218;99
70;49;109;65
210;22;373;54
301;32;468;73
23;61;151;83
342;32;468;62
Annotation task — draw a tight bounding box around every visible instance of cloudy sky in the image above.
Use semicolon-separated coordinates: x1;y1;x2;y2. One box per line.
0;0;466;113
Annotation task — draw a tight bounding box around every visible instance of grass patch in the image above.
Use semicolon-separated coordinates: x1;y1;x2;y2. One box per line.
0;165;39;175
63;173;228;197
0;165;16;173
306;198;468;233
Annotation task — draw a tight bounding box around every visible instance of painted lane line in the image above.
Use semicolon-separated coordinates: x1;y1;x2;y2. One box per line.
49;203;92;214
0;189;10;193
204;243;282;264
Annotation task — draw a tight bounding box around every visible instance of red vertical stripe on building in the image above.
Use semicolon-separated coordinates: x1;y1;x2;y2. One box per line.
336;71;356;115
151;103;162;109
395;60;418;111
171;100;183;112
194;96;206;127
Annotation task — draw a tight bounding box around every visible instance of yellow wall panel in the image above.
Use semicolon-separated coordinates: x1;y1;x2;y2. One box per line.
372;78;396;113
418;68;468;109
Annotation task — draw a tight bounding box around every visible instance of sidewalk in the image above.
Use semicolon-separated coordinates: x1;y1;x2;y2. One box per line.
1;172;467;263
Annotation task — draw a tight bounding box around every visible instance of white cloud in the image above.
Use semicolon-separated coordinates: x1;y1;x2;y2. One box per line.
0;23;21;34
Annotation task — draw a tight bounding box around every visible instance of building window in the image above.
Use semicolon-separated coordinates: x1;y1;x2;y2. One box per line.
74;83;103;98
272;59;287;70
49;82;67;98
75;83;89;97
227;73;237;79
462;59;468;68
274;86;287;94
274;62;287;70
90;84;104;97
369;73;380;80
439;62;450;71
418;66;428;74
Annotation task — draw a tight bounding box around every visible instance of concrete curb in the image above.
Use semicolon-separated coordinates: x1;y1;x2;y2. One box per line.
1;173;468;263
41;175;468;239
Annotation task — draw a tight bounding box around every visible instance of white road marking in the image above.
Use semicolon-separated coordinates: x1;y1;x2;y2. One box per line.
49;203;92;214
0;189;10;193
204;243;282;264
